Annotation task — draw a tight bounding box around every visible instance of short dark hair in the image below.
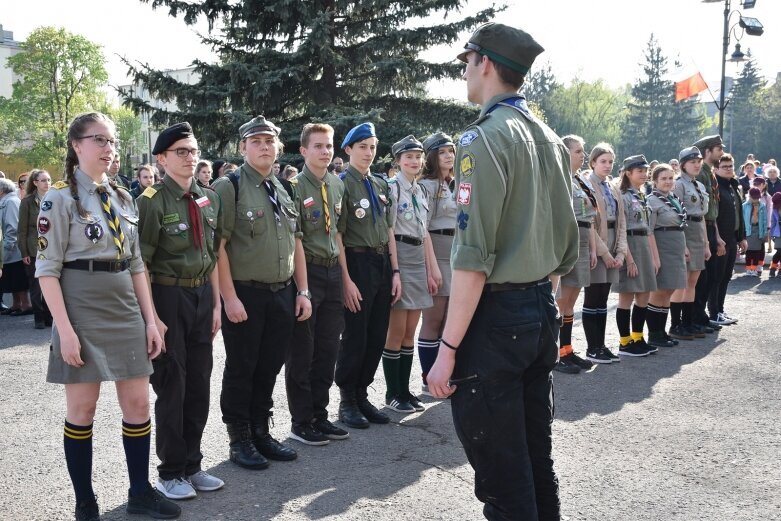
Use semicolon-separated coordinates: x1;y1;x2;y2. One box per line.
470;53;525;90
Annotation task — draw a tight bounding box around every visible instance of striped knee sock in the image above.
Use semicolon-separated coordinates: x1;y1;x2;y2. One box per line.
417;338;439;384
399;346;414;397
64;421;95;503
122;419;151;497
382;349;401;400
646;304;669;335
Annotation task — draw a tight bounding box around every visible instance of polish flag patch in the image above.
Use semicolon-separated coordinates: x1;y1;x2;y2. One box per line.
195;196;211;207
304;197;315;208
457;182;472;205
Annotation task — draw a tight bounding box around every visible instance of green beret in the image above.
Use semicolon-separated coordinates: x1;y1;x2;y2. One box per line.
692;134;723;152
422;132;455;154
391;135;424;157
622;154;649;171
240;115;281;140
456;22;544;75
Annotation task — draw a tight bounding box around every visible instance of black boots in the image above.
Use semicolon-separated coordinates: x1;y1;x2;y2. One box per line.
251;418;297;461
75;496;100;521
356;387;390;424
226;422;269;469
338;388;370;429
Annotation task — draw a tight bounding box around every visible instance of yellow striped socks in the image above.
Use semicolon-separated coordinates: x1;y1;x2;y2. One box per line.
122;419;151;496
63;421;94;503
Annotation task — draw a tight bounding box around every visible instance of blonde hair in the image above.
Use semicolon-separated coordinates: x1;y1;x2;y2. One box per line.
588;142;615;169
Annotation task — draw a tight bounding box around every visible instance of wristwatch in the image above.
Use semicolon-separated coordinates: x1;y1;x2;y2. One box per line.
296;289;312;300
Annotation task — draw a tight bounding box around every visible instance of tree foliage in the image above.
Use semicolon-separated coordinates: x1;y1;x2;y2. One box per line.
121;0;499;158
727;58;765;162
0;27;108;167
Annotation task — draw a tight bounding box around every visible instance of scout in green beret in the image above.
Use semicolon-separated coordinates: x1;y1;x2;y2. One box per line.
284;123;350;445
428;22;578;520
213;115;311;470
137;121;225;499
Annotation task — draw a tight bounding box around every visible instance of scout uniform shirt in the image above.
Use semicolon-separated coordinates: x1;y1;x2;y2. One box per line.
337;165;393;248
674;175;709;219
452;93;578;283
213;163;300;283
572;174;597;224
136;174;222;279
36;169;145;278
622;188;650;232
388;173;429;239
419;177;457;231
291;166;345;260
696;163;719;222
648;192;686;231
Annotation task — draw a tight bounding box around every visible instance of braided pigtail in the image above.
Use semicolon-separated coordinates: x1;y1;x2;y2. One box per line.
65;111;116;218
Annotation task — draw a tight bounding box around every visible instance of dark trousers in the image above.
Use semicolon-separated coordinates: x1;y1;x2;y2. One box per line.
708;239;738;318
694;223;718;324
286;263;344;425
450;282;560;521
150;283;215;480
24;260;50;321
335;250;392;391
220;282;295;424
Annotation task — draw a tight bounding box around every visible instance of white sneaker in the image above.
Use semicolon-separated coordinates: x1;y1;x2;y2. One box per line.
186;470;225;492
720;312;738;325
155;477;197;499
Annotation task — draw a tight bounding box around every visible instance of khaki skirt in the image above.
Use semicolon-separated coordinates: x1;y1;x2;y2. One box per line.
654;229;687;290
684;221;707;271
430;232;453;297
561;226;591;288
393;241;433;311
47;267;152;384
590;227;619;285
613;233;657;294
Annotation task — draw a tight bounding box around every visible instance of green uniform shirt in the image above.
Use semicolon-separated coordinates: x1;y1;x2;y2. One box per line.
291;166;345;260
451;93;579;283
17;193;42;259
137;175;222;279
213;163;299;283
336;165;394;248
697;163;719;221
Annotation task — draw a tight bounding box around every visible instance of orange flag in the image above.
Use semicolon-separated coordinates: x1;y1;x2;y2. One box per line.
675;72;709;102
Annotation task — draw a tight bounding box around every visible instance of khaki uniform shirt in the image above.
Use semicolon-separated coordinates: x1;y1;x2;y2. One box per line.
648;193;685;231
674;175;709;218
452;93;578;282
291;166;345;260
587;172;628;262
622;189;651;232
36;169;144;278
697;163;719;221
419;178;457;231
388;173;429;240
137;175;222;279
213;163;299;283
336;165;393;248
572;174;598;223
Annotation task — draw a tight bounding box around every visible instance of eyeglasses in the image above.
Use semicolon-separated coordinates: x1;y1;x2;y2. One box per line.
76;135;119;148
167;148;200;158
720;164;735;170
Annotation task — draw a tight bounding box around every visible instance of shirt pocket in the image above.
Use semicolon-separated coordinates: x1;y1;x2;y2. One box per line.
161;221;191;253
280;201;298;234
74;214;105;249
236;205;267;239
119;213;139;241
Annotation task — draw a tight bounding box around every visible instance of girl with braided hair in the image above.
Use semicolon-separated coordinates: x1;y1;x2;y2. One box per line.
37;112;180;521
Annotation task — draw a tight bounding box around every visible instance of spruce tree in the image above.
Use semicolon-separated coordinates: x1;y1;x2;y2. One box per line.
121;0;499;159
727;58;765;161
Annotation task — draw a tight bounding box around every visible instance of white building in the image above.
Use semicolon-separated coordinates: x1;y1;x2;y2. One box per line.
0;24;22;99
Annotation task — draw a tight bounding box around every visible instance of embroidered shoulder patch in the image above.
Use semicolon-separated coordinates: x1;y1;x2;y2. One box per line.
142;186;158;199
457;182;472;205
459;130;478;147
460;152;476;177
52;181;69;190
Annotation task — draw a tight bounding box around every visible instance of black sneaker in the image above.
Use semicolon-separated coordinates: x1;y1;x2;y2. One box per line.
634;338;657;354
685;324;706;338
602;346;620;362
664;333;680;346
313;418;349;440
75;496;100;521
126;483;181;519
406;393;425;412
290;423;330;446
669;325;694;340
385;396;416;413
647;334;675;348
586;348;612;364
618;341;650;357
554;355;581;374
691;323;715;335
570;352;594;369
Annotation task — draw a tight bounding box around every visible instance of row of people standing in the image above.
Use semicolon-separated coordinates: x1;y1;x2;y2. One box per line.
555;135;747;374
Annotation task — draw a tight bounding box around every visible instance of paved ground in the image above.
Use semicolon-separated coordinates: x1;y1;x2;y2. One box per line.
1;265;779;521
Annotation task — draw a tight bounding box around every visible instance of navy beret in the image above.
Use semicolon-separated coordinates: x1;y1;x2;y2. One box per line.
341;122;376;149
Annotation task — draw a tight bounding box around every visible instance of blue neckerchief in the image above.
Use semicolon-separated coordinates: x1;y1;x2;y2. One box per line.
486;95;531;117
362;176;382;223
601;180;617;218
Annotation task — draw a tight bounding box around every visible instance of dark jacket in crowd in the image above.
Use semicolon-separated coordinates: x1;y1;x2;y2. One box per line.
716;175;746;243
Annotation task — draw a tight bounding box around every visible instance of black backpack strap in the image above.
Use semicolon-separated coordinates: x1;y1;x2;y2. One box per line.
277;177;295;199
227;171;241;204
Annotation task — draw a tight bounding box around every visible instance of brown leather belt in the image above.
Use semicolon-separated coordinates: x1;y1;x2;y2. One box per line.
151;274;208;288
63;259;130;273
346;245;388;255
305;255;339;268
234;278;292;292
484;277;550;292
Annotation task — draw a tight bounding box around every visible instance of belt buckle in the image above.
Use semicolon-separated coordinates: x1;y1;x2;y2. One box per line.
110;260;121;272
374;246;385;255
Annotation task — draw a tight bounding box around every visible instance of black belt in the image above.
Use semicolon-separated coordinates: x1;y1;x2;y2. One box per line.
150;274;208;288
305;254;339;268
626;230;648;237
607;221;616;229
429;229;455;236
654;226;684;232
234;278;292;292
484;277;550;292
577;221;592;228
346;245;389;255
394;234;423;246
63;259;130;273
689;216;703;222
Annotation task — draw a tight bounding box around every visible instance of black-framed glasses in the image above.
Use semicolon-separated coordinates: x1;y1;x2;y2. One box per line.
76;134;119;148
166;148;200;158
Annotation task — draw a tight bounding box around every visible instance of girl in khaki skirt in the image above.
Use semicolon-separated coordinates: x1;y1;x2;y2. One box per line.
37;112;179;521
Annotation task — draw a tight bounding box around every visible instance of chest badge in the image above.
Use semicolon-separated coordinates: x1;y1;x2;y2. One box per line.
360;198;370;209
85;223;104;243
355;208;366;219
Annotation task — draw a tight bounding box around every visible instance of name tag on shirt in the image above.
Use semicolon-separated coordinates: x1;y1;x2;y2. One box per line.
195;196;210;208
304;197;315;208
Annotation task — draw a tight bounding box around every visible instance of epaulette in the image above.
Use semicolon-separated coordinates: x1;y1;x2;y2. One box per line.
52;180;69;190
289;178;298;185
339;172;347;180
142;186;158;199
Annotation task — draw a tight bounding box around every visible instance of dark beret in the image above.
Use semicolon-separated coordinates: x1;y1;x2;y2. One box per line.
152;122;194;155
341;122;376;149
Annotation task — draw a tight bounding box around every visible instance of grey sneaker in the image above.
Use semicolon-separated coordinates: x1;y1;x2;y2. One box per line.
155;477;197;500
186;470;224;492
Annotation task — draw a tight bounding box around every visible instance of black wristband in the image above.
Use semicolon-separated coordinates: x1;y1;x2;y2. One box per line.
392;269;401;274
441;338;458;350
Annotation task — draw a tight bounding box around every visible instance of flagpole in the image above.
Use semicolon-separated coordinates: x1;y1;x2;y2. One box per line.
717;0;730;137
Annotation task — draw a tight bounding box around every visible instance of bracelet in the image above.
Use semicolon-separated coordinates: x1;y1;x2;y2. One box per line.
392;269;401;274
441;338;458;350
